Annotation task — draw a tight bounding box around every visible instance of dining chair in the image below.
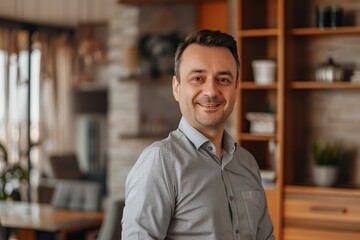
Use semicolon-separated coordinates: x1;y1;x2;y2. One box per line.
0;223;7;240
34;180;103;240
86;198;125;240
51;179;102;212
48;153;83;180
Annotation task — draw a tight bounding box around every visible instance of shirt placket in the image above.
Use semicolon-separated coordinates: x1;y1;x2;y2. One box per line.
222;169;241;240
203;141;241;239
204;143;222;165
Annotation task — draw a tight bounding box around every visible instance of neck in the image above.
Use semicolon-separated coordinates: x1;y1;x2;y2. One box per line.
201;128;224;158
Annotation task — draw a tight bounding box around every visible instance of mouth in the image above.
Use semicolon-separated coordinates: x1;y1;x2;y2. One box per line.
197;100;222;111
195;96;224;111
199;102;220;107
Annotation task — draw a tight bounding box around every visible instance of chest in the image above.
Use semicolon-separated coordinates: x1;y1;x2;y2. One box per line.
172;150;261;218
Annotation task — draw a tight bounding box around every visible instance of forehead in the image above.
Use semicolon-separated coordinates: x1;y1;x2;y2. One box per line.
180;44;237;73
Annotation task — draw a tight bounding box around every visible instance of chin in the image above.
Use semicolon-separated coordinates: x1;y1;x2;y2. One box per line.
196;116;224;129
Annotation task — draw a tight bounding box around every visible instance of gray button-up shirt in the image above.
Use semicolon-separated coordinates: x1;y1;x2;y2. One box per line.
122;118;274;240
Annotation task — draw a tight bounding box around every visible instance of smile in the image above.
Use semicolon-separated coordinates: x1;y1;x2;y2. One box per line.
199;103;220;107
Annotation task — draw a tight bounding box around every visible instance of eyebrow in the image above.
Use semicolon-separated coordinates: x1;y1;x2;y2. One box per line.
187;69;234;78
218;70;234;78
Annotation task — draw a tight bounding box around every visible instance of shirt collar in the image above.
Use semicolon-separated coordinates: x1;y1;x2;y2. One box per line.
178;117;237;154
179;117;208;149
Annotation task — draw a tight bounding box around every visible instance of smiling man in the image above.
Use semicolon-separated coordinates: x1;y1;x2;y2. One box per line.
122;30;274;240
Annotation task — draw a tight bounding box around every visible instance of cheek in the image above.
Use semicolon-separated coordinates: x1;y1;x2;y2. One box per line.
179;86;193;100
178;93;190;107
226;92;237;108
178;90;195;111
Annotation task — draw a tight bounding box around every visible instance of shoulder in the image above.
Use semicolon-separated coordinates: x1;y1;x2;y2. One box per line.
235;145;258;164
231;145;262;179
142;128;191;161
128;129;186;177
125;130;187;201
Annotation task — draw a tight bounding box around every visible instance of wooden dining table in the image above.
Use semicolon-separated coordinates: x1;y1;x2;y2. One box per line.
0;200;104;240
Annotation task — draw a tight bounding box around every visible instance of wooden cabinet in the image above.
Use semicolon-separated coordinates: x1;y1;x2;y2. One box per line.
233;0;360;239
284;186;360;240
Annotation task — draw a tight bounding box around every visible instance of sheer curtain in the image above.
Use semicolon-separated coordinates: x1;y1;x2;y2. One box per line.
0;27;75;200
35;31;75;179
0;27;31;201
0;28;29;168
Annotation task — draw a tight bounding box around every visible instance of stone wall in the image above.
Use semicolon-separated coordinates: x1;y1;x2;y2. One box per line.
107;3;195;199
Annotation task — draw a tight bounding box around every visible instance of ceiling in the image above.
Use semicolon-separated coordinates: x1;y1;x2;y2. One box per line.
0;0;115;26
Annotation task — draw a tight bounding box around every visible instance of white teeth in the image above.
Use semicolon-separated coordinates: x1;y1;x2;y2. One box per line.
201;103;218;107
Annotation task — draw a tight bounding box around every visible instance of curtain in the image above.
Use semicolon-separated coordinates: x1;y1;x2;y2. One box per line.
0;27;29;166
0;27;30;201
0;26;76;200
35;31;75;177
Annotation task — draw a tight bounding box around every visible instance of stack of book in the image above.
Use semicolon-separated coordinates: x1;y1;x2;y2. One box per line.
350;68;360;83
245;112;276;135
260;170;276;187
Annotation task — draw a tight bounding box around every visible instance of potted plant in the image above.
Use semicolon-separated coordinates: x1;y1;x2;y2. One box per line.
0;142;29;201
311;140;344;187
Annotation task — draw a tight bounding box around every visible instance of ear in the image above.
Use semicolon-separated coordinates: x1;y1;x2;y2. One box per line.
172;75;180;102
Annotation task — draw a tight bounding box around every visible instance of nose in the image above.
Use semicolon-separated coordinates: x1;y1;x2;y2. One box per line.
202;79;218;97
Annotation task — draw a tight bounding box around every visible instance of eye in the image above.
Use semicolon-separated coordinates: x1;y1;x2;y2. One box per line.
218;77;231;84
191;76;204;82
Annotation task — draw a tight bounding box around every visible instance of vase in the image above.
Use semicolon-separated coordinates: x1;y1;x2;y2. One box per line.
313;165;338;187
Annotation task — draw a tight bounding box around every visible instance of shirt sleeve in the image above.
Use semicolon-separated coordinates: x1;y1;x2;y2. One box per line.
121;146;175;240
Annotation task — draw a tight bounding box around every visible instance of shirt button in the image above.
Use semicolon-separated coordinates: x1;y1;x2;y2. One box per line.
235;229;239;234
208;146;213;151
229;195;234;201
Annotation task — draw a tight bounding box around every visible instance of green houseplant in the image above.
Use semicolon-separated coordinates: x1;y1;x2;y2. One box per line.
0;142;29;201
311;140;344;187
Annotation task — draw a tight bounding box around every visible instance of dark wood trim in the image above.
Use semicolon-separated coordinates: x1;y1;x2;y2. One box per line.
0;17;74;33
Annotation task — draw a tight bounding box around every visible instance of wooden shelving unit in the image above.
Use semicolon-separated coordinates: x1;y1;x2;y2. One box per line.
283;0;360;239
233;0;360;239
234;0;284;239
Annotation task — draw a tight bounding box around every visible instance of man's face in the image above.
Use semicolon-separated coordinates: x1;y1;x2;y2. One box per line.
172;44;238;134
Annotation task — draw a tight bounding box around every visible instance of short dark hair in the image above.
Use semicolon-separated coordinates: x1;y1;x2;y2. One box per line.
174;29;240;82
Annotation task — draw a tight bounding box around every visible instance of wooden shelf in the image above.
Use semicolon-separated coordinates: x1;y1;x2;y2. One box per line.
290;81;360;89
285;185;360;197
117;0;225;5
291;26;360;36
239;28;278;37
240;82;277;89
237;133;277;141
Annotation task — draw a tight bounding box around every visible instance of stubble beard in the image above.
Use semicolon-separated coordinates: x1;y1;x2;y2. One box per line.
195;114;225;129
194;96;231;129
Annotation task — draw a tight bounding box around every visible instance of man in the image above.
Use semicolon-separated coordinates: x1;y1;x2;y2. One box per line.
122;29;274;240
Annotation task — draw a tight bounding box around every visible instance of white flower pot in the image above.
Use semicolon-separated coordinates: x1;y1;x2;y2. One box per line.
252;60;277;84
313;166;338;187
